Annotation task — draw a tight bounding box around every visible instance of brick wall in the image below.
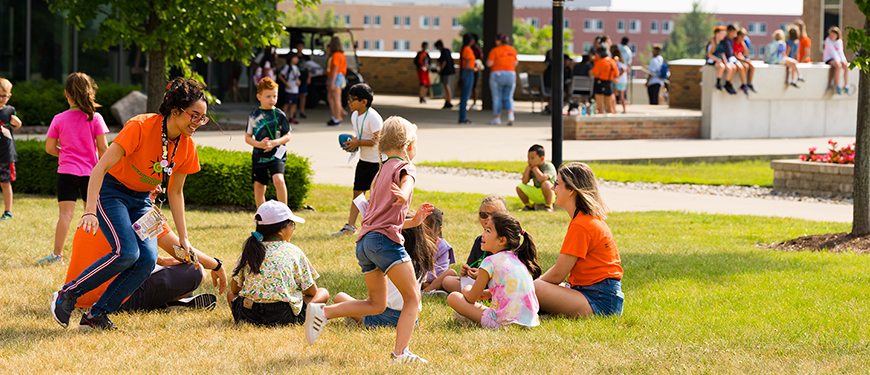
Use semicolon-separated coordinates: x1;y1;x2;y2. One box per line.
771;159;853;197
563;116;701;140
668;63;701;109
803;0;861;62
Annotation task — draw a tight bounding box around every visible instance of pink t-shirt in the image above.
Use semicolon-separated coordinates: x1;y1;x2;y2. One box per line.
46;110;110;176
357;158;416;245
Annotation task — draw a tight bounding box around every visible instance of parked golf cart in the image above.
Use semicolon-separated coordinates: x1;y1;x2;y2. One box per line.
285;26;364;109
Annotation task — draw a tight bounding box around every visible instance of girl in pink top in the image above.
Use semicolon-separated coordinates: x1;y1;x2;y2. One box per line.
38;73;109;264
304;116;434;364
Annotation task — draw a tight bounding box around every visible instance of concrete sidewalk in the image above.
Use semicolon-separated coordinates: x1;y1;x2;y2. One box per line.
193;95;854;223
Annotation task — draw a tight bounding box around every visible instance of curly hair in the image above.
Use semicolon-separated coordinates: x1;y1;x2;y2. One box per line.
158;77;206;117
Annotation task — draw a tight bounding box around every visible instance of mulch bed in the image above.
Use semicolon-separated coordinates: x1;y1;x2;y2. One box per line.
767;232;870;254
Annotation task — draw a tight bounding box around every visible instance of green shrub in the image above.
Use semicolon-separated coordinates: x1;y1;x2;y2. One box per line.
10;141;313;208
6;79;140;126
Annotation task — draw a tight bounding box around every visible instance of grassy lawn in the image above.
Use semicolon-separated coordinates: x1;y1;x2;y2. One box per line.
418;159;775;187
1;185;866;373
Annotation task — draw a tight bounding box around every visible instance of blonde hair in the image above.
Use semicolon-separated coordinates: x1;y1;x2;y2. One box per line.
0;78;11;93
65;72;101;121
480;195;508;213
377;116;417;162
828;26;841;40
773;29;785;42
795;19;807;38
558;162;609;219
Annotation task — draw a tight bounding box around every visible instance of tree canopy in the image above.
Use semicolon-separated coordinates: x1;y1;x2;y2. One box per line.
661;1;719;61
454;4;572;54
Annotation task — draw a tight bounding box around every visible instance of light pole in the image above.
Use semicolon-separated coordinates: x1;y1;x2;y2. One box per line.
551;0;565;168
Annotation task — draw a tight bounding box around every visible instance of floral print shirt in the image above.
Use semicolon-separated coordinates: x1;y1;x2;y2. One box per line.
233;241;318;315
480;251;540;328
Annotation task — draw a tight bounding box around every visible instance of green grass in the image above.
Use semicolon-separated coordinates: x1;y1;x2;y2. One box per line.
418;159;775;187
1;185;866;373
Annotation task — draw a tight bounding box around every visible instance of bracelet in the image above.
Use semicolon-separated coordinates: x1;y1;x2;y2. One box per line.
212;258;223;272
82;213;97;219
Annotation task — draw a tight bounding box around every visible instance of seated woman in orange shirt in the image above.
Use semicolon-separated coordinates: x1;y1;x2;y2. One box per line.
534;162;624;317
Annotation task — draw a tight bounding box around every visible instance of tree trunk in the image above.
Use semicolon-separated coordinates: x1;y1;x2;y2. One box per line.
852;18;870;236
146;46;167;114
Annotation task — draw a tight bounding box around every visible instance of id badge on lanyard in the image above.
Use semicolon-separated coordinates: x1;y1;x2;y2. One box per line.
132;205;167;241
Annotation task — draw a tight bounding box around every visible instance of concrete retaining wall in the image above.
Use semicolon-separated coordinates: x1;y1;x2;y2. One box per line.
771;159;853;197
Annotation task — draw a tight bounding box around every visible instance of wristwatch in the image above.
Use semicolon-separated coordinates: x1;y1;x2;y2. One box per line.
213;258;223;272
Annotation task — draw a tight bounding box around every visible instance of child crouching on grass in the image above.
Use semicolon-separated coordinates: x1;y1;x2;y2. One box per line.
447;211;541;329
441;195;508;295
333;214;435;327
228;200;329;326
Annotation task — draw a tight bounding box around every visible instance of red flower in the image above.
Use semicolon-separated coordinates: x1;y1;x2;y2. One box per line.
809;147;817;153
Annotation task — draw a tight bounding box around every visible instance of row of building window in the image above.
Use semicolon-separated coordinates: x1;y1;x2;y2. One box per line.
337;14;462;30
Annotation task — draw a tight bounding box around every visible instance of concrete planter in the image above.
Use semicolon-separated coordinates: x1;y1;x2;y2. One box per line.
771;159;853;197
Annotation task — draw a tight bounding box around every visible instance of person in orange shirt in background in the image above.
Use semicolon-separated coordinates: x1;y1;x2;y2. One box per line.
458;34;477;125
589;47;619;114
795;20;812;63
486;33;519;125
326;37;347;126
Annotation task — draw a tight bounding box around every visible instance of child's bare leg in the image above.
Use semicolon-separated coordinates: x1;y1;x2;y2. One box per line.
725;64;735;81
347;190;365;227
1;182;11;212
289;103;297;119
302;287;330;305
516;186;531;207
442;275;462;293
385;262;420;355
541;181;554;207
716;62;725;79
324;269;388;319
254;182;268;208
842;62;850;86
423;269;457;292
446;292;487;322
746;61;755;82
333;292;364;323
272;173;287;205
53;201;77;256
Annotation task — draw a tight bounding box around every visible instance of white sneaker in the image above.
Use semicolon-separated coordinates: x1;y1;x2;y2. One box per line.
507;113;515;126
453;310;474;325
469;104;479;110
304;303;328;345
488;117;501;125
421;289;448;297
331;224;356;236
390;348;429;364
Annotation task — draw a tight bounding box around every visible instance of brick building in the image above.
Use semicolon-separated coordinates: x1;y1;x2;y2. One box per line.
802;0;865;62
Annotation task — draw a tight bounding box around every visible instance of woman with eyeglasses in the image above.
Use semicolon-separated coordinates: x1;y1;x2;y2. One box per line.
534;162;624;318
50;77;206;330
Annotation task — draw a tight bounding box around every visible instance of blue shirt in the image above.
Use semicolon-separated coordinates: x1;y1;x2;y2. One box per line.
648;55;664;86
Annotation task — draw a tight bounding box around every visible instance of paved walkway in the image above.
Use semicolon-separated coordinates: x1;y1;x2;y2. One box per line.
191;95;854;223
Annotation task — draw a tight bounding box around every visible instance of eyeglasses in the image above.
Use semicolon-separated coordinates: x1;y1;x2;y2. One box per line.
290;221;297;230
478;212;490;219
183;109;209;125
348;96;360;102
0;94;10;99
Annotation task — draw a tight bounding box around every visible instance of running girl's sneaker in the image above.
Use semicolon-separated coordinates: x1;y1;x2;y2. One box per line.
1;211;12;220
331;224;357;236
390;348;429;364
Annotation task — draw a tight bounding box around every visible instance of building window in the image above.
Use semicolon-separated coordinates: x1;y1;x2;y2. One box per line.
343;41;351;51
564;19;570;29
452;17;461;29
650;21;659;33
374;39;384;51
434;16;440;29
404;40;411;50
565;42;574;53
393;40;400;50
781;22;789;31
582;42;592;53
394;16;400;28
629;20;641;33
662;20;673;34
344;14;351;26
420;16;430;29
363;40;371;50
527;17;539;28
629;43;637;54
393;40;411;51
757;45;766;58
748;22;767;35
404;16;411;28
584;19;603;32
374;15;381;28
617;19;626;33
364;15;371;28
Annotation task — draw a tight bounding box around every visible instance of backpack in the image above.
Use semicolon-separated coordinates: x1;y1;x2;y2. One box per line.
658;61;669;80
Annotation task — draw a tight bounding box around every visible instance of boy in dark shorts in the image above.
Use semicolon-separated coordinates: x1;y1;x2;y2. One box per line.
332;83;384;236
0;78;21;220
245;77;292;208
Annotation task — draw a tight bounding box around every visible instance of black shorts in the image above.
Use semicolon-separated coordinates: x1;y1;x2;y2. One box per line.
0;162;15;183
231;297;306;326
594;80;614;96
252;162;285;185
286;93;299;105
119;263;203;312
472;71;480;89
353;160;380;191
57;173;89;202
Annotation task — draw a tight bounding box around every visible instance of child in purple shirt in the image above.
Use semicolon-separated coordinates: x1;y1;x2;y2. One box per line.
421;207;456;296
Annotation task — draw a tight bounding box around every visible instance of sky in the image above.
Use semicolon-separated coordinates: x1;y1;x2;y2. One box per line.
587;0;803;15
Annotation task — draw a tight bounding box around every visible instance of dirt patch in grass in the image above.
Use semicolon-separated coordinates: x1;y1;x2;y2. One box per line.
768;232;870;254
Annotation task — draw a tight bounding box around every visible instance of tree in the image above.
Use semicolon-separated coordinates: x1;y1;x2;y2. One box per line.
846;0;870;236
285;6;342;28
50;0;320;112
454;4;572;55
661;1;719;61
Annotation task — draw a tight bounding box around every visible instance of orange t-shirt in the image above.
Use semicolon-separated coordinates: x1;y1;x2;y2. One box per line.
487;45;518;72
590;57;619;81
460;46;476;70
329;52;347;76
108;114;200;192
559;213;623;286
65;224;171;308
798;36;812;63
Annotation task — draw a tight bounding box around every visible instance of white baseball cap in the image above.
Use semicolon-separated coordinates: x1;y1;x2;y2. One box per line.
256;200;306;225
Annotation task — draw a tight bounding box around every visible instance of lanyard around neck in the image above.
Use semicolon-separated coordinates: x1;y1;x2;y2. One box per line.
265;108;278;140
159;116;179;207
355;109;369;138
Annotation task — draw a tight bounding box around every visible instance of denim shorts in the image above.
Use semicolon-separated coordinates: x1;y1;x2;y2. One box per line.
332;73;346;89
571;278;624;317
363;307;402;328
356;231;411;274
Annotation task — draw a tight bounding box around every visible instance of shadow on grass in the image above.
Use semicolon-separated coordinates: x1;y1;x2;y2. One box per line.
242;354;342;370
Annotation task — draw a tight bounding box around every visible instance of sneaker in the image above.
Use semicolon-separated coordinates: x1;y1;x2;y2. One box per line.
1;211;11;220
543;206;554;212
344;317;360;326
797;76;806;82
78;313;117;331
390;348;429;364
419;97;426;104
715;81;723;91
845;86;853;96
289;118;299;124
304;303;328;345
836;86;843;95
507;113;515;126
789;82;800;88
331;224;357;236
488;117;501;125
421;289;448;297
299;113;308;119
38;254;64;265
747;84;757;93
453;310;474;326
442;103;453;109
469;103;479;110
50;291;77;327
724;83;737;95
165;294;217;311
522;205;535;212
458;120;474;125
740;84;749;96
326;119;341;126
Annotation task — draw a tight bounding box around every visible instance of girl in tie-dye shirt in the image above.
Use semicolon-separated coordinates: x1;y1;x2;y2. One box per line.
447;211;541;329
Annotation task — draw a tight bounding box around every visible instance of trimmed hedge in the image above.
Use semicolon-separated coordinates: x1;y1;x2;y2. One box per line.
7;80;141;126
10;140;313;209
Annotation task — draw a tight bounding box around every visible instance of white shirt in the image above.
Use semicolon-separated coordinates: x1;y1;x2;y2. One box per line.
648;55;664;86
616;61;628;84
350;107;384;163
823;37;847;63
618;44;633;66
280;64;301;94
385;276;423;312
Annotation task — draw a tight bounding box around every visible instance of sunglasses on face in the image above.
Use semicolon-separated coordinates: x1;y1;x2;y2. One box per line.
182;109;209;125
479;212;490;219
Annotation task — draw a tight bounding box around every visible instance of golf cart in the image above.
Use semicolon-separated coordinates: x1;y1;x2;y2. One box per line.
285;26;364;109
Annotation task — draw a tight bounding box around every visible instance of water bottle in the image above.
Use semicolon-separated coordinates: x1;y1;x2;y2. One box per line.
590;99;596;116
581;105;586;116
